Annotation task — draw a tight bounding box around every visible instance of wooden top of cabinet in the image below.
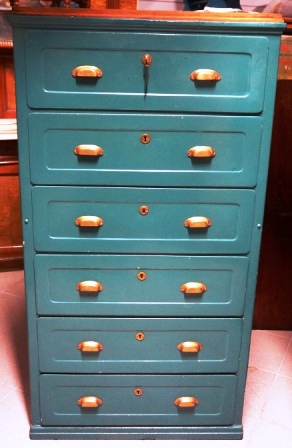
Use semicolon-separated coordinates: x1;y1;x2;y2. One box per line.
11;7;284;24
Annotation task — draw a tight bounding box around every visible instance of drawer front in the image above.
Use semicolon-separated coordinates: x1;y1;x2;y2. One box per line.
39;374;237;426
32;187;255;254
38;317;242;374
34;255;248;317
25;30;268;113
29;113;262;188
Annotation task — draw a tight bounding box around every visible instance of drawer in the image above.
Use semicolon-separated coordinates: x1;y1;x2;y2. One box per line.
34;255;248;317
29;113;262;188
38;317;242;374
24;30;268;113
39;374;237;426
32;187;255;254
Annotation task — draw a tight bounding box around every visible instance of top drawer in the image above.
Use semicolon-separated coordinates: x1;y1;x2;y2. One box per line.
24;30;269;113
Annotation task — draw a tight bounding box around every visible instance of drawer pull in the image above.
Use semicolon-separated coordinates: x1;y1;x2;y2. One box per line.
177;341;203;353
78;396;103;408
76;280;103;292
190;69;221;82
72;65;103;78
184;217;212;228
74;145;104;157
78;341;104;352
174;397;199;408
180;282;207;294
187;146;216;158
75;216;103;227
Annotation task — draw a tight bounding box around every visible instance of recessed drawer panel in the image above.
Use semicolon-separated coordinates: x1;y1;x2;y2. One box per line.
40;374;237;426
34;255;248;317
32;187;255;254
29;113;262;188
38;317;242;374
25;30;268;113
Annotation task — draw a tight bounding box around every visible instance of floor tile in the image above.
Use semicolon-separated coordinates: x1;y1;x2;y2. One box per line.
248;418;292;448
279;338;292;378
261;375;292;429
244;366;275;419
248;330;290;373
0;382;15;402
0;270;24;296
264;330;292;340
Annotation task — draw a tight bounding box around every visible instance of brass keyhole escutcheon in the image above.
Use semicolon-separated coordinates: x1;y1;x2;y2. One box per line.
139;205;149;215
142;54;153;67
134;388;143;396
140;133;151;144
137;271;147;281
136;332;145;341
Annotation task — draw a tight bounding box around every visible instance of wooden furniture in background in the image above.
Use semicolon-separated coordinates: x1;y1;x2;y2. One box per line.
0;45;23;271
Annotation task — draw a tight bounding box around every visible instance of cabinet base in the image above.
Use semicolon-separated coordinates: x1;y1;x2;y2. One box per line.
30;425;243;440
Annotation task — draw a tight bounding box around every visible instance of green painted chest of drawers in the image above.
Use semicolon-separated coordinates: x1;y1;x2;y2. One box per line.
9;8;285;440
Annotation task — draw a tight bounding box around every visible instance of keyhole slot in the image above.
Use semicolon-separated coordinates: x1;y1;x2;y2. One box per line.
137;271;147;281
140;133;151;144
136;332;145;341
134;388;143;396
139;205;149;215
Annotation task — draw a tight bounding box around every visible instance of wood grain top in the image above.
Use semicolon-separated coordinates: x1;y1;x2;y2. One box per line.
11;7;285;24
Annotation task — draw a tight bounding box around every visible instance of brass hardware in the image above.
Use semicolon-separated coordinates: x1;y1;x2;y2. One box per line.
74;145;104;157
140;133;151;144
187;146;216;158
174;397;199;408
78;396;103;408
76;280;103;292
142;54;152;93
142;54;153;67
136;332;145;341
137;271;147;281
139;205;149;215
72;65;103;78
190;69;221;82
75;216;103;227
177;341;203;353
134;388;143;396
78;341;104;352
180;282;207;294
184;217;212;228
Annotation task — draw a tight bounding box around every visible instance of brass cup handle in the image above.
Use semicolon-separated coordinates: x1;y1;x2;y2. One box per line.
187;146;216;158
177;341;203;353
72;65;103;78
75;216;103;227
78;341;104;352
174;397;199;408
78;396;103;408
190;69;221;82
74;145;104;157
76;280;103;292
180;282;207;294
184;217;212;228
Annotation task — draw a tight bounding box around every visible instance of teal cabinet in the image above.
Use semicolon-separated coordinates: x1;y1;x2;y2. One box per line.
9;8;285;440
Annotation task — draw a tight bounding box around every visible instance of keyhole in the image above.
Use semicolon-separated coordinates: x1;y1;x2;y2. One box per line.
142;54;152;67
136;332;145;341
137;271;147;281
140;133;151;144
139;205;149;215
134;388;143;396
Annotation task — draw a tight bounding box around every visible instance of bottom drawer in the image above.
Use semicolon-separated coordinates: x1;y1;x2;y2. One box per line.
40;374;237;427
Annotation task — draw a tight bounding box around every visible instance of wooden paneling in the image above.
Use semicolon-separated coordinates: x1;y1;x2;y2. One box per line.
0;140;23;271
0;50;16;118
253;81;292;330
